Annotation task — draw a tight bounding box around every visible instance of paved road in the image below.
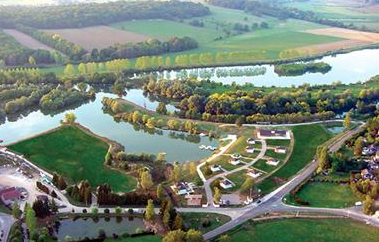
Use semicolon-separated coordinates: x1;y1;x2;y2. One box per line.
220;119;362;128
203;139;267;206
203;123;370;240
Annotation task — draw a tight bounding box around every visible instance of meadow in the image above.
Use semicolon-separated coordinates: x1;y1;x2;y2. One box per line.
258;124;333;194
8;125;137;192
226;218;379;242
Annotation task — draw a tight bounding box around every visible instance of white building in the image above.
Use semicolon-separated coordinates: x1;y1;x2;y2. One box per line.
211;165;222;172
220;179;234;189
266;158;280;166
247;170;261;179
275;146;286;154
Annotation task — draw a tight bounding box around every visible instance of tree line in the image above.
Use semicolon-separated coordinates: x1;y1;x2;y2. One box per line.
0;30;55;66
0;1;210;29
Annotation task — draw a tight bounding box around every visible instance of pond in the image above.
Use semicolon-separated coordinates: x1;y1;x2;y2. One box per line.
124;89;177;113
159;49;379;87
53;217;145;241
0;92;217;163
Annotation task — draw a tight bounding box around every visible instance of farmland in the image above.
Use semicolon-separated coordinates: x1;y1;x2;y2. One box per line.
43;26;149;51
281;0;379;32
3;29;55;51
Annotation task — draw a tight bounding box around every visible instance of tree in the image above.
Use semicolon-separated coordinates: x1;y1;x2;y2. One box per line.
343;112;352;130
156;102;168;115
77;82;88;92
91;207;99;215
64;112;76;124
185;229;204;242
189;162;197;177
163;230;186;242
140;170;153;190
214;187;221;204
145;199;155;221
28;56;36;66
113;83;126;98
157;152;166;162
172;163;182;182
316;146;328;173
235;116;244;127
50;198;58;213
162;207;171;227
218;234;231;242
173;214;183;230
240;177;255;194
25;204;37;235
12;202;22;219
78;63;87;74
157;184;164;201
115;207;122;216
63;63;75;76
354;137;364;156
362;195;373;215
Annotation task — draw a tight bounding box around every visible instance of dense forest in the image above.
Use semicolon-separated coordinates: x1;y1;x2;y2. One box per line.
0;30;55;66
0;1;210;28
143;76;379;123
208;0;375;32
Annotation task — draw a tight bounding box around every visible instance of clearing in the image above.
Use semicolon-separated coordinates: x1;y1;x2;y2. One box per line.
225;218;379;242
3;29;55;51
7;125;137;192
43;26;149;51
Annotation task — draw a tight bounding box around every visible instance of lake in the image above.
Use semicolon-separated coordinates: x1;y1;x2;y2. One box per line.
53;216;145;241
0;92;217;163
160;49;379;87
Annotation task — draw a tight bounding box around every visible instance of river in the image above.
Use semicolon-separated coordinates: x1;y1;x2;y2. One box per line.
161;49;379;87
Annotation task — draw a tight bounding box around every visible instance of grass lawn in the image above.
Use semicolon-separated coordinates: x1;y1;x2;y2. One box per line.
225;218;379;242
289;182;358;208
226;135;259;159
265;149;286;160
182;212;231;234
226;169;248;192
211;155;244;171
105;235;161;242
258;124;333;194
252;159;276;173
265;139;291;147
8;125;137;192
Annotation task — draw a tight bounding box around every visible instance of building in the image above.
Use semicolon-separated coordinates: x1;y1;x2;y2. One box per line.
275;146;286;154
247;169;261;179
257;129;290;140
362;146;377;156
171;182;194;195
375;151;379;161
211;165;222;172
245;146;255;154
0;187;21;206
246;138;256;144
220;179;234;189
230;154;242;165
266;158;280;166
361;169;374;180
185;194;203;206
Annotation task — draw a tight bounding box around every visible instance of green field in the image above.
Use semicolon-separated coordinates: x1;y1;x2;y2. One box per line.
225;218;379;242
8;125;137;192
182;212;231;234
282;0;379;31
252;159;276;173
226;169;248;192
289;182;357;208
258;124;333;194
